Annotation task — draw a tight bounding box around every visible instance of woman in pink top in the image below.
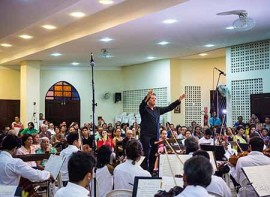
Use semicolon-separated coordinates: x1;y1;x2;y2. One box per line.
16;134;36;167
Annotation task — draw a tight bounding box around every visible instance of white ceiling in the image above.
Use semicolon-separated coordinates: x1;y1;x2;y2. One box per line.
0;0;270;69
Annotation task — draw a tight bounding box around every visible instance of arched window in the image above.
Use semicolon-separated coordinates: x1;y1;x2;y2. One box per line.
45;81;80;101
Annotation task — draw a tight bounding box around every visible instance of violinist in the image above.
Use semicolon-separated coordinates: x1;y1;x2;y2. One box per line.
234;137;270;197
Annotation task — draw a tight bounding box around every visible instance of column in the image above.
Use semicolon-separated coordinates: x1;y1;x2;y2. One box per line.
20;60;41;128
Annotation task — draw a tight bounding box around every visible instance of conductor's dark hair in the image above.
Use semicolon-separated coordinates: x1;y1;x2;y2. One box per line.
184;156;213;187
1;134;21;150
66;133;79;145
68;151;96;183
21;134;32;146
126;139;143;165
184;137;199;154
192;150;210;160
96;145;112;168
249;137;264;152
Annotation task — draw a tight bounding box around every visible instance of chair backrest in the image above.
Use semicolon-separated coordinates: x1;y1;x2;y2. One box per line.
208;191;222;197
106;189;132;197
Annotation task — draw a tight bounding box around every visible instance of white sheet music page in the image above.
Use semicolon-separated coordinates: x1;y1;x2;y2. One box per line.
207;151;217;172
44;154;65;179
0;185;17;197
242;165;270;197
161;176;184;191
136;179;161;197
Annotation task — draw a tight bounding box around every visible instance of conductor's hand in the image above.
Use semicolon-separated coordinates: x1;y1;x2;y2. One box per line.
145;89;154;101
179;94;186;101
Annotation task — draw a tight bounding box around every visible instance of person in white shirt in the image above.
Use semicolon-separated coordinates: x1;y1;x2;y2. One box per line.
60;133;80;186
0;134;51;186
198;129;213;145
114;139;151;190
176;156;214;197
55;151;96;197
235;137;270;197
192;150;232;197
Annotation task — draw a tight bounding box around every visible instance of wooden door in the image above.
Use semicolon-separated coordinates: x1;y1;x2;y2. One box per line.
0;99;20;130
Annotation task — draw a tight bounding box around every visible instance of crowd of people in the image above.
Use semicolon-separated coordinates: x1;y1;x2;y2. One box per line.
1;91;270;196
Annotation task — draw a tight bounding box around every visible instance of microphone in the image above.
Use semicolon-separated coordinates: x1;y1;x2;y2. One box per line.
214;67;226;76
90;52;95;67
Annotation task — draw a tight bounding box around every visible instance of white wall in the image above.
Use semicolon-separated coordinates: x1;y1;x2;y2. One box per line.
40;68;123;126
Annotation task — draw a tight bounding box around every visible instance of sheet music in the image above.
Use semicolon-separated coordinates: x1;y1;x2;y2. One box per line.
44;154;65;179
0;185;17;197
136;179;161;197
161;176;184;191
207;151;217;172
159;154;191;176
242;165;270;197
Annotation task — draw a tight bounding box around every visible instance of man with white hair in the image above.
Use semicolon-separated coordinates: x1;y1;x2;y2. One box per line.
39;124;52;139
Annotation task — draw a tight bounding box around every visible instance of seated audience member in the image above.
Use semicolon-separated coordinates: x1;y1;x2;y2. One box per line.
16;134;37;167
36;137;57;170
122;129;134;155
233;116;246;128
47;123;55;135
209;112;222;127
51;126;64;145
113;128;123;158
32;133;41;151
198;129;213;145
55;151;96;197
81;127;94;151
0;134;51;186
176;156;213;197
114;139;151;190
39;124;52;139
96;145;114;197
178;126;187;140
11;116;24;135
235;137;270;197
233;126;247;148
261;128;270;145
193;126;203;140
184;137;199;155
182;130;192;146
97;130;114;149
193;150;232;197
20;122;38;136
60;133;81;186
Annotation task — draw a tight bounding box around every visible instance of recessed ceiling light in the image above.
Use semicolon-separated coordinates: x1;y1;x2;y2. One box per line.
226;26;234;30
71;62;80;66
204;44;215;47
0;43;12;47
157;41;170;45
69;12;86;18
50;53;62;57
99;0;114;5
19;34;33;39
199;53;208;56
162;19;177;24
99;37;113;42
42;25;57;30
146;56;156;60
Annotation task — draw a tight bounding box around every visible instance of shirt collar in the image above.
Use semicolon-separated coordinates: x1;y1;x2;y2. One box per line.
66;182;89;195
0;150;13;158
249;151;264;156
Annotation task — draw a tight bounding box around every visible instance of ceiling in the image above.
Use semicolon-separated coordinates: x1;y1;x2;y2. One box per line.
0;0;270;69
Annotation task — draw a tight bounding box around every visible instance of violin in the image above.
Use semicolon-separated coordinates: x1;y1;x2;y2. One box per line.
228;151;249;166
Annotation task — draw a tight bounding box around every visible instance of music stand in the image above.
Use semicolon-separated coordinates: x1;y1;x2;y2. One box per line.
132;177;161;197
238;143;249;152
200;144;225;161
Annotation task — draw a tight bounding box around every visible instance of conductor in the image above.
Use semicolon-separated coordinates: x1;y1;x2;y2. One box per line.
139;89;185;173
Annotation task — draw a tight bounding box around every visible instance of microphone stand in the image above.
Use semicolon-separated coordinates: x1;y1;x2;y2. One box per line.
32;102;38;129
90;53;97;197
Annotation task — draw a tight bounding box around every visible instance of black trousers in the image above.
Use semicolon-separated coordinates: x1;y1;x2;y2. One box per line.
140;135;158;174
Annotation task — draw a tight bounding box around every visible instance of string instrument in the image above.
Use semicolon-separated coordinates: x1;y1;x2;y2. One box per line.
19;177;40;197
263;148;270;157
228;140;249;166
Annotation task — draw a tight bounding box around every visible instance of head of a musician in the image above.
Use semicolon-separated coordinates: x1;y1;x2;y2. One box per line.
204;129;212;140
96;145;112;169
67;132;81;148
126;139;143;165
249;137;264;152
1;134;21;155
192;150;210;160
183;155;213;188
147;93;156;107
160;129;167;140
184;137;199;154
68;151;96;187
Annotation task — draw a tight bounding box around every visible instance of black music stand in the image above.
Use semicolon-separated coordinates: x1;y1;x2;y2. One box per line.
200;144;226;161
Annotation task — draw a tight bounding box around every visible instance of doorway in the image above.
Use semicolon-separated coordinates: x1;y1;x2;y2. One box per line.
45;81;80;127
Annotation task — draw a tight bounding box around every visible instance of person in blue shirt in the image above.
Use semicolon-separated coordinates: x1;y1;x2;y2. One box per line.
209;112;221;127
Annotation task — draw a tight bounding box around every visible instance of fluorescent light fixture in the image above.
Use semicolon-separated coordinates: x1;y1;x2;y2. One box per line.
42;25;56;30
71;62;80;66
146;56;156;60
226;26;234;30
199;53;208;56
157;41;170;45
162;19;177;24
69;12;86;18
19;34;33;39
0;43;12;47
99;0;114;4
99;37;113;42
50;53;62;57
204;44;215;47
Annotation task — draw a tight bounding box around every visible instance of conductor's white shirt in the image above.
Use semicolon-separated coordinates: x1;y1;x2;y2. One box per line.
55;182;89;197
114;159;151;190
176;185;214;197
206;175;232;197
0;151;50;186
60;145;79;181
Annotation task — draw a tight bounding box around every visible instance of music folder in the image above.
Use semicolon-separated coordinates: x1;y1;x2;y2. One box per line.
200;144;225;161
132;177;162;197
44;154;65;179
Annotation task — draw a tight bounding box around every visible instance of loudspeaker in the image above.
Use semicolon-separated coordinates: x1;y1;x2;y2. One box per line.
115;92;122;103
